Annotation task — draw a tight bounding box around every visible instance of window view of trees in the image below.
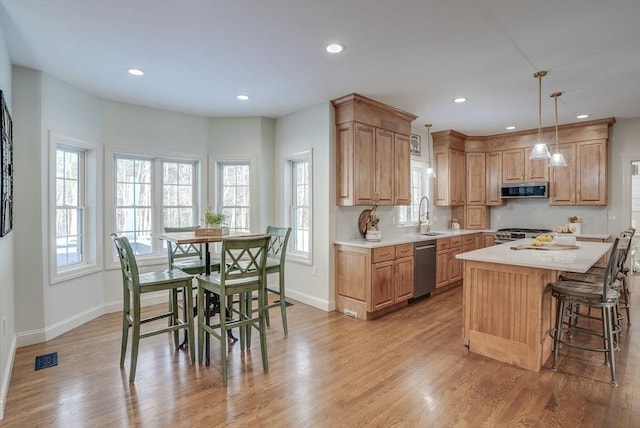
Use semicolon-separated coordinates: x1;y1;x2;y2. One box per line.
220;163;250;232
163;161;196;227
115;157;152;254
56;147;84;267
292;159;309;254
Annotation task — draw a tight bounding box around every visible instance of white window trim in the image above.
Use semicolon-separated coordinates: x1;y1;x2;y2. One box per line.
283;149;313;265
48;131;103;284
104;145;206;270
210;155;258;232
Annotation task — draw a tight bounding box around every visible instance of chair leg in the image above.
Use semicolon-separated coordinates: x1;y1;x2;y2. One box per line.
220;291;228;387
258;288;268;374
184;283;195;364
197;285;205;364
604;306;618;386
279;273;288;336
129;300;141;383
171;289;180;349
622;277;631;326
552;298;565;372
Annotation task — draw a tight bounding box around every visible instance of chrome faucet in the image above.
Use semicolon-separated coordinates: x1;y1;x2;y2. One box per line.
417;196;431;233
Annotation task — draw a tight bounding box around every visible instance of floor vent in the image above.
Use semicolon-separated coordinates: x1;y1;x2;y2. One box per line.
35;352;58;371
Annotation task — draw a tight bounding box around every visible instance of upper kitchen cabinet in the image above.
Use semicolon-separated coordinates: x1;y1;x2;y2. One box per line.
333;93;417;206
501;147;548;184
550;139;608;206
485;151;505;206
433;130;466;206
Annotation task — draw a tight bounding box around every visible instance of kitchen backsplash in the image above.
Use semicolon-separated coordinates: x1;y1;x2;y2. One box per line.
335;199;609;241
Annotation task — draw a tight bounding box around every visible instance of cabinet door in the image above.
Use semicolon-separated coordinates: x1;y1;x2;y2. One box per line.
502;148;525;183
576;140;606;205
452;150;466;205
434;148;450;206
394;133;411;205
353;123;376;205
371;260;394;310
336;122;354;206
436;250;449;288
485;152;504;205
394;256;414;302
465;206;488;229
449;247;462;282
374;128;395;205
466;153;485;205
525;148;549;182
484;234;495;247
549;144;576;205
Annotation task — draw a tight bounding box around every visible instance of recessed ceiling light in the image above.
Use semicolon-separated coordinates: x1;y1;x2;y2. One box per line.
326;43;344;54
506;126;516;130
453;97;467;103
237;94;249;101
128;68;144;76
576;114;589;119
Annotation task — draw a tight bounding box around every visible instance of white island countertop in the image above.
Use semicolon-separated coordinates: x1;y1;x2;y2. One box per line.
456;238;612;273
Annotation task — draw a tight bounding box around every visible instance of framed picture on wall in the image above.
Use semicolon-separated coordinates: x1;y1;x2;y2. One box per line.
1;90;13;237
410;134;421;156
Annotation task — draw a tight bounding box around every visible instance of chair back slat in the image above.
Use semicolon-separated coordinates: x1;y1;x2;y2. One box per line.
164;226;203;267
111;233;140;288
266;226;291;264
221;235;270;281
602;237;623;300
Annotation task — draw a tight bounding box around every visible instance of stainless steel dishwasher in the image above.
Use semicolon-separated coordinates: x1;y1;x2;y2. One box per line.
412;240;437;301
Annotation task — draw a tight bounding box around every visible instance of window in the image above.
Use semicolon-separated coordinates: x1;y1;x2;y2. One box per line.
114;155;198;257
218;162;250;232
56;147;85;267
49;132;102;283
398;161;429;226
284;151;312;262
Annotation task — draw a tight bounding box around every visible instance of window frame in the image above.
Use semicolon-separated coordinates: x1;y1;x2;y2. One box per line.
105;145;205;269
397;160;431;228
48;132;103;284
283;150;313;265
216;160;252;233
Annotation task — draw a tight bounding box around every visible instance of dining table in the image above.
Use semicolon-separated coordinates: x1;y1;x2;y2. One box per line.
155;230;263;360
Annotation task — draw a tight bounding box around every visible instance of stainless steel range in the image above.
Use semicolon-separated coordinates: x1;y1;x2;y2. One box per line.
494;227;552;244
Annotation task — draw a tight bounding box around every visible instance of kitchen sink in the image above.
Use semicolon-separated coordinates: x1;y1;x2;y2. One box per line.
420;232;447;236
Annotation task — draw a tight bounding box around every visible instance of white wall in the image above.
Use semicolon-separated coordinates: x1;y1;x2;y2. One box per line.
274;102;334;310
0;15;14;421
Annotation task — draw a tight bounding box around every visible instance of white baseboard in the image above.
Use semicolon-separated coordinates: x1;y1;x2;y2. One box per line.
0;334;16;421
285;289;332;312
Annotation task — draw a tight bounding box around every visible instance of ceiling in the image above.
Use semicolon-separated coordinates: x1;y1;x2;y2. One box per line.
1;0;639;136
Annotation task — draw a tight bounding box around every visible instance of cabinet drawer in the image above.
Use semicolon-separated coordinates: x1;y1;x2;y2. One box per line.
462;234;475;245
395;243;413;258
450;236;462;247
372;246;395;263
437;237;450;250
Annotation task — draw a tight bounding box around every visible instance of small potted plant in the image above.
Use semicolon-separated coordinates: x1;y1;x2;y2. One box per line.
196;208;229;236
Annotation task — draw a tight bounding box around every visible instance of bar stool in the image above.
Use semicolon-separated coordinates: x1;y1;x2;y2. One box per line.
549;237;624;386
264;226;292;334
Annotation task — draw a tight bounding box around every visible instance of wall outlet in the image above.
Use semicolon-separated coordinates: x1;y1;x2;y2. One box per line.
344;309;358;318
311;266;318;276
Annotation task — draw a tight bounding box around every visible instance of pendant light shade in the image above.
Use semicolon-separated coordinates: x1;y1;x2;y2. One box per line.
425;124;436;178
548;92;567;167
529;71;552;160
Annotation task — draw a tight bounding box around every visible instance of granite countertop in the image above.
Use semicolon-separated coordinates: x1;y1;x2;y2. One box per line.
455;238;612;273
334;229;493;248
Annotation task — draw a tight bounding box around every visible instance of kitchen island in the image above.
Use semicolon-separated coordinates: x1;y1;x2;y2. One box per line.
456;238;612;372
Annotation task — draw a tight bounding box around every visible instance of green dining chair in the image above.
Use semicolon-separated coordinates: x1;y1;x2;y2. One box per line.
196;235;270;386
111;233;195;383
264;226;292;335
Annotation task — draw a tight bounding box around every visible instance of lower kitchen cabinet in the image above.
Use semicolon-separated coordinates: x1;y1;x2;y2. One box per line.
335;243;414;319
436;236;464;289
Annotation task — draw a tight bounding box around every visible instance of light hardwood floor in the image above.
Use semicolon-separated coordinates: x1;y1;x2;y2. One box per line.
1;275;639;427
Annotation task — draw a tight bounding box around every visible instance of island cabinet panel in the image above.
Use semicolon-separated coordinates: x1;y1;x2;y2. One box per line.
463;261;559;372
335;243;414;319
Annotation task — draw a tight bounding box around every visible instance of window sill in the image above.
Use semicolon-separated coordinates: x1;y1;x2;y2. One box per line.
50;264;103;285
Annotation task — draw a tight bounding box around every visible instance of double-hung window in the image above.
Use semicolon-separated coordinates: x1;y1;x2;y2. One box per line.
113;154;198;257
218;162;250;232
50;132;102;283
284;151;312;263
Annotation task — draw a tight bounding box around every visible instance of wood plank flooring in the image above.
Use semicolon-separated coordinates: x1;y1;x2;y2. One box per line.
1;275;639;427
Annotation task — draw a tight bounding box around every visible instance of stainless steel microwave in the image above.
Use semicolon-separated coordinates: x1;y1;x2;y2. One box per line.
500;182;549;198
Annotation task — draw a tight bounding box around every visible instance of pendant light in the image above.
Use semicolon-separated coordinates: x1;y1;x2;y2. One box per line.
425;124;436;178
529;71;552;160
548;92;567;167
